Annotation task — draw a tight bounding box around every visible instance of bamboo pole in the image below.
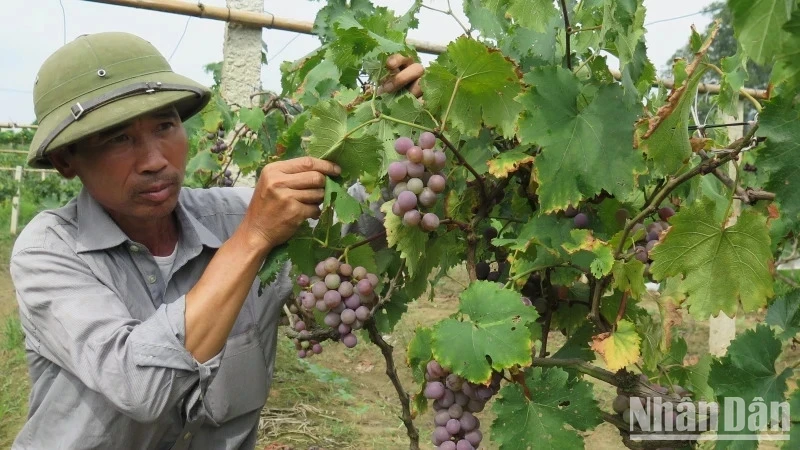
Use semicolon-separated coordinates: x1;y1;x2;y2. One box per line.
0;149;28;155
0;122;37;129
83;0;770;100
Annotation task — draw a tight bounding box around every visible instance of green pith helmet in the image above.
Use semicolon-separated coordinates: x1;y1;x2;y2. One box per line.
27;31;211;168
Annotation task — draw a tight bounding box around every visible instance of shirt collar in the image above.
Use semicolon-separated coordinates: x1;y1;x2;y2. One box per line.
75;187;222;253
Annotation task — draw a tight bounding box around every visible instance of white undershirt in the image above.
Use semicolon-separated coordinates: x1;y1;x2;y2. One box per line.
152;244;178;282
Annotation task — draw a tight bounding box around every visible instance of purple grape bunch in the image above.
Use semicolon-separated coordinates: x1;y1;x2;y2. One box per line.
292;257;380;356
613;375;693;439
630;207;675;276
389;132;447;232
423;360;502;450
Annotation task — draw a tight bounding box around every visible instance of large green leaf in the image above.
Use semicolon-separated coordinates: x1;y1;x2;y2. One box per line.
491;367;603;449
518;66;645;212
507;0;559;33
729;0;795;65
306;99;383;179
708;324;792;448
649;199;774;319
766;289;800;339
379;200;428;277
420;37;523;138
757;95;800;223
431;281;539;383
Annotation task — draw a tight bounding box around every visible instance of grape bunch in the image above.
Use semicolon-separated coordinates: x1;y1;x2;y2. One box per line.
208;127;228;159
221;169;233;187
389;132;447;232
612;378;693;438
292;257;379;356
631;207;675;275
423;360;502;450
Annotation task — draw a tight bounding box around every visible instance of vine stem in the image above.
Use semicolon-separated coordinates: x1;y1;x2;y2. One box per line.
721;159;741;229
435;132;488;204
366;321;420;450
379;113;435;133
532;357;617;385
440;77;462;133
558;0;573;70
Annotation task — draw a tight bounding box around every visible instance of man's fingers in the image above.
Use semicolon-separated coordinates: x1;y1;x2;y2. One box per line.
281;156;341;176
382;63;424;93
293;188;326;204
409;78;423;98
299;203;323;220
280;172;328;190
386;53;414;70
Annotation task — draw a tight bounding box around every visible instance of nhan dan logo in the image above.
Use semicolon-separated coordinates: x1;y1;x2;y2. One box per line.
625;396;791;442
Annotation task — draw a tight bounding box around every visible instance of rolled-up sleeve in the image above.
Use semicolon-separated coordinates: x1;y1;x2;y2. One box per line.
11;244;222;424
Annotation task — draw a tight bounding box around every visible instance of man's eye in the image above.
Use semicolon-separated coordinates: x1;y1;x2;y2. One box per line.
106;134;129;145
157;121;175;131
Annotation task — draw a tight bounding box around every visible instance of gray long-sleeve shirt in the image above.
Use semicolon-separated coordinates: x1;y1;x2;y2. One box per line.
9;186;293;449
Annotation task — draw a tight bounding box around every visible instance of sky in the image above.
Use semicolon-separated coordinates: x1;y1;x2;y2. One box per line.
0;0;718;125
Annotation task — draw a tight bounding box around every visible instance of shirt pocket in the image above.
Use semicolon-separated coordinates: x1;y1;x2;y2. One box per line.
203;327;268;425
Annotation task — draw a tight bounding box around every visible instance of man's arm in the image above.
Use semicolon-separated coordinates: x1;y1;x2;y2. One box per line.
183;156;339;363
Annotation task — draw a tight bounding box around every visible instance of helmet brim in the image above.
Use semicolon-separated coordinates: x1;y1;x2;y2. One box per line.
28;70;211;169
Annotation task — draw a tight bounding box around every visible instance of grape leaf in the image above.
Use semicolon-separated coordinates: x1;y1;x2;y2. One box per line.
462;0;509;40
238;107;265;131
491;367;603;450
561;230;614;278
649;198;774;319
757;95;800;222
324;178;362;224
518;66;645;212
718;50;750;118
787;389;800;447
729;0;794;66
507;0;558;33
230;139;263;174
611;259;647;299
258;243;290;287
708;324;792;447
185;150;220;174
306;99;382;179
766;290;800;339
421;37;523;138
590;319;641;371
380;200;428;277
431;281;539;383
406;326;433;414
486;149;535;178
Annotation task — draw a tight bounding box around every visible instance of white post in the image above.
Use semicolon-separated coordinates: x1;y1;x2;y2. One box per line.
708;100;745;357
219;0;263;188
10;165;22;235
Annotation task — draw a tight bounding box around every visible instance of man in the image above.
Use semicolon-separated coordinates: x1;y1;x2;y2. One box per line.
10;31;423;449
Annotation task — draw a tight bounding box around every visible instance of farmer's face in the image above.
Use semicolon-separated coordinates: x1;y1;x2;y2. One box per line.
53;106;188;225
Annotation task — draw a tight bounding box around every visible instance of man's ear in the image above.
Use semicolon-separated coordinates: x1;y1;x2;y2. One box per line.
47;146;78;179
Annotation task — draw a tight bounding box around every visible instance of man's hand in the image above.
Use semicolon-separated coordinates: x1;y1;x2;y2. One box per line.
379;54;424;98
241;156;341;252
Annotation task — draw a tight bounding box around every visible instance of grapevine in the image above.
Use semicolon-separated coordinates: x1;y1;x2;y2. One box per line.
184;1;800;449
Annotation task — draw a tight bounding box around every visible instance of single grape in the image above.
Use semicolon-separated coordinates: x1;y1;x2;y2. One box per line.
300;292;316;310
475;261;490;280
314;261;327;278
338;263;353;277
461;382;474;398
407;146;424;163
459;412;478;432
311;343;322;354
435;410;451;426
521;296;533;306
422;148;436;167
338;280;354;298
311;281;328;299
357;279;374;296
419;131;436;149
395;136;414;155
439;441;456;450
445;418;461;434
300;339;310;349
366;273;379;287
475;387;493;401
407;178;424;195
647;222;664;234
646;240;657;252
323;257;339;274
440;389;455;408
324;273;341;290
309;275;321;284
351;319;364;330
315;300;328;312
397;190;418;212
355;305;371;321
323;290;342;308
297;349;306;358
428;174;446;193
338;323;351;335
388;162;407;183
393;182;408;198
406;161;425;178
466;399;484;413
646;230;660;242
344;294;361;310
324;312;341;327
613;395;630;414
294;320;306;332
433;150;446;171
425;381;446;400
455;439;474;450
446;374;463;391
464;430;482;446
421;213;440;231
352;266;367;280
332;302;346;314
448;403;464;419
433;427;451;446
403;209;422;227
419;187;438;207
340;309;357;325
427;360;445;378
296;274;310;287
658;206;675;221
392;201;404;217
359;292;376;306
342;333;358;348
288;304;299;314
454;392;469;407
634;246;649;263
574;213;589;229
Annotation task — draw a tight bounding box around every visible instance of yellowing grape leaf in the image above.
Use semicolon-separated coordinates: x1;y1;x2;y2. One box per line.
649;199;774;320
562;230;615;278
590;320;641;371
306;99;382;179
517;66;645;212
491;367;602;449
421;37;523;138
486;149;535;178
431;281;539;383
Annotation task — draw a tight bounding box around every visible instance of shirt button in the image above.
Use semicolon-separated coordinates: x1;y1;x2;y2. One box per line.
147;275;157;284
129;245;139;253
184;432;192;440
